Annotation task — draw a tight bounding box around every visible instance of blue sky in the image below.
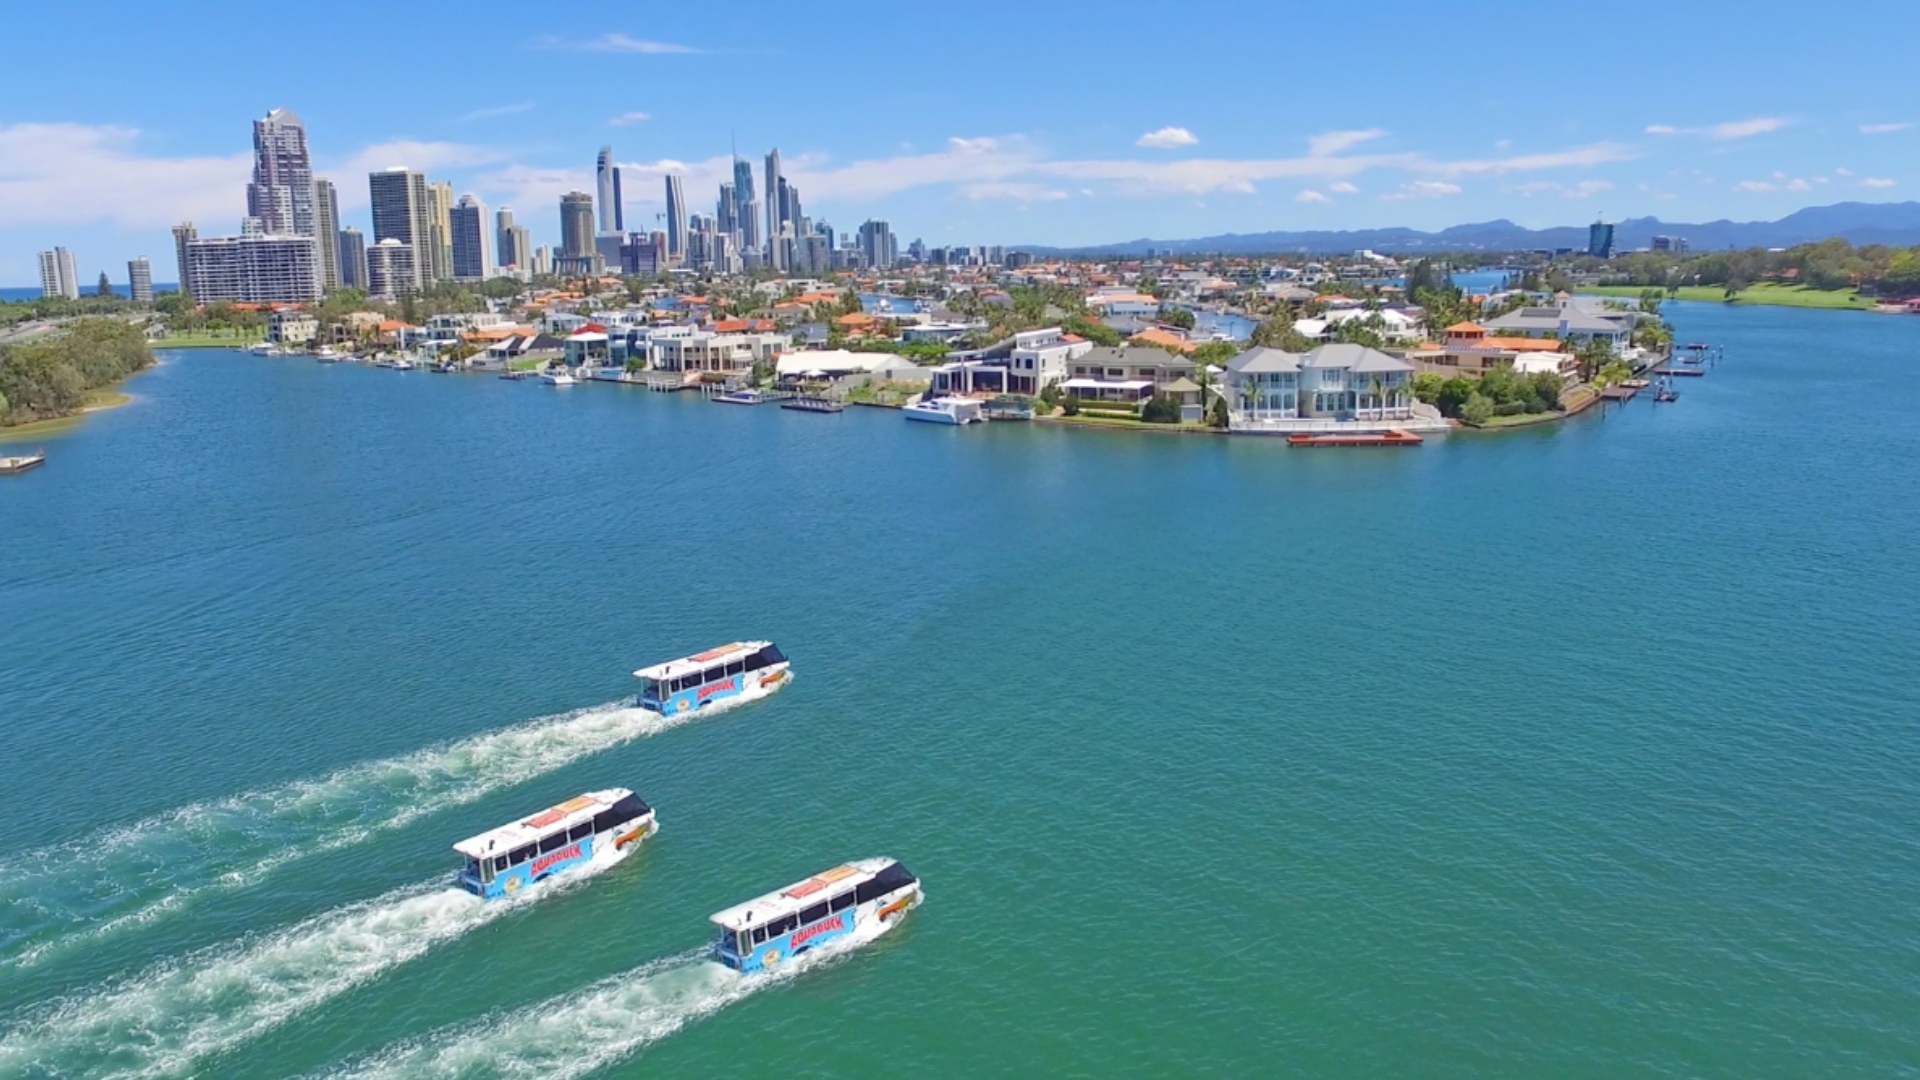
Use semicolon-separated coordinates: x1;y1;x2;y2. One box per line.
4;0;1919;285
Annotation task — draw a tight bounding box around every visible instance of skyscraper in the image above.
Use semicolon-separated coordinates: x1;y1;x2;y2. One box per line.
732;155;758;254
172;223;198;299
369;167;433;289
38;248;79;299
664;174;687;263
596;147;624;234
184;234;319;303
859;220;896;270
764;149;785;270
716;183;736;237
495;207;518;268
313;177;341;291
366;239;416;300
338;227;367;289
1588;219;1615;259
560;191;596;259
450;194;490;281
426;181;454;282
128;257;153;303
247;109;315;238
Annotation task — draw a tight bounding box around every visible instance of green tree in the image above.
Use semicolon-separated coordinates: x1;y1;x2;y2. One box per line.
1410;371;1445;403
1250;316;1311;352
1140;393;1181;423
1188;341;1238;368
1207;394;1230;428
1460;392;1495;425
1157;305;1196;330
96;272;115;298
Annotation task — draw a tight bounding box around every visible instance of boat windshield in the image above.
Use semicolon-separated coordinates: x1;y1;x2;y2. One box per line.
637;678;660;700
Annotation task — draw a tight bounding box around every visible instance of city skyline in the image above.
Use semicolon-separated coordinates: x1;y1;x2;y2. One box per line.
3;0;1920;283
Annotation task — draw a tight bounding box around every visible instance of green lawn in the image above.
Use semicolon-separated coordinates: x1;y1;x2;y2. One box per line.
1578;283;1879;310
153;331;266;348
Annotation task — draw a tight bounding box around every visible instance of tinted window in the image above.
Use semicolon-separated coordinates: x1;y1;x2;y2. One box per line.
830;890;856;913
855;861;916;903
752;926;768;944
493;856;509;873
509;844;536;865
609;794;649;823
568;822;593;842
726;661;744;676
705;665;728;683
592;810;618;834
769;914;798;937
799;901;829;925
539;831;569;854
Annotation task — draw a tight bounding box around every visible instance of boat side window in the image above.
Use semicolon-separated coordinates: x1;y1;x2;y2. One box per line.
568;821;593;843
493;855;510;873
538;831;569;854
799;901;830;925
592;809;618;834
704;664;727;684
766;913;798;937
726;660;744;677
609;794;649;823
509;843;537;866
752;925;769;945
829;889;856;913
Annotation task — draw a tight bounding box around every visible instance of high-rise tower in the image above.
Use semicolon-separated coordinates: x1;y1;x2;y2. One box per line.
247;109;315;237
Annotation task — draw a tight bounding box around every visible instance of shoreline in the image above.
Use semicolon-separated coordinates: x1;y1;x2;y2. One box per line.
0;379;144;445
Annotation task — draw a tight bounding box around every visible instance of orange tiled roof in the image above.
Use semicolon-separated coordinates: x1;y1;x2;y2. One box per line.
1128;328;1197;354
1445;321;1485;334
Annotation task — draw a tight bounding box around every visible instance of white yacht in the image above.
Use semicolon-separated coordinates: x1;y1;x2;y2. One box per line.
540;370;577;386
903;396;984;425
313;346;341;362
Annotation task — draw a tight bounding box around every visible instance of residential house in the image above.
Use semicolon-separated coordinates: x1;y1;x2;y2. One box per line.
1408;322;1578;380
1064;346;1197;403
479;333;566;370
268;309;318;345
1223;343;1415;425
1482;303;1629;353
1127;327;1199;354
1006;326;1094;395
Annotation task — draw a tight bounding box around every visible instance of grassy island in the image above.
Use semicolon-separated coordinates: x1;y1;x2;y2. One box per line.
1578;283;1878;310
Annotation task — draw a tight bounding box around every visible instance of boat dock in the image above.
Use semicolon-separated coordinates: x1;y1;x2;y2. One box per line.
1652;364;1706;378
781;395;845;414
1287;429;1423;448
0;449;46;475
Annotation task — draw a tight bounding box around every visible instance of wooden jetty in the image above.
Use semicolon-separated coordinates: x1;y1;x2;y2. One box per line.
0;448;46;475
781;395;845;414
1287;429;1423;448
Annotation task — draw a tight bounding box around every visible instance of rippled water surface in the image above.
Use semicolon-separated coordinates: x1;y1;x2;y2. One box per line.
2;302;1917;1078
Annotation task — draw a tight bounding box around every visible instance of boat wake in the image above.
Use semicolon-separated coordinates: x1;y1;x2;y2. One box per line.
322;921;876;1080
0;696;734;970
0;859;623;1080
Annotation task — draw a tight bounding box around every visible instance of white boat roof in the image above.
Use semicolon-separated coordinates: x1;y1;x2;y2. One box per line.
708;857;895;932
452;788;634;859
632;641;771;681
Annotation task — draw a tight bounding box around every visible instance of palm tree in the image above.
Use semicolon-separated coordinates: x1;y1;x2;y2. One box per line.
1367;374;1386;420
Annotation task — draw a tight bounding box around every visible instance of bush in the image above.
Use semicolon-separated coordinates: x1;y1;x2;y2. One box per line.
1140;393;1182;424
1460;392;1495;426
1208;395;1230;428
1435;376;1476;418
1061;395;1081;416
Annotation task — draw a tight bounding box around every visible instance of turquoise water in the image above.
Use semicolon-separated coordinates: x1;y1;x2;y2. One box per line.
2;302;1918;1078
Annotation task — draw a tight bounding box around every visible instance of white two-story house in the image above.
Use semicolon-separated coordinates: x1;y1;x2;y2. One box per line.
1007;327;1094;395
1225;343;1417;429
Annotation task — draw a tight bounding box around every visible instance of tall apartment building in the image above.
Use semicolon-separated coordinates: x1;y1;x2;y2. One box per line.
366;239;417;300
369;167;433;290
664;174;687;263
338;227;368;290
184;233;319;303
596;146;624;234
425;181;454;283
247;109;315;238
127;257;154;303
38;247;79;299
859;220;897;270
560;191;596;259
495;207;519;268
764;149;786;270
450;194;490;281
172;222;199;298
731;156;759;254
313;178;341;291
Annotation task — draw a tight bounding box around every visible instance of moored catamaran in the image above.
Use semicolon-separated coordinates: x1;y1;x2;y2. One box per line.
709;859;921;973
632;641;790;714
453;788;656;900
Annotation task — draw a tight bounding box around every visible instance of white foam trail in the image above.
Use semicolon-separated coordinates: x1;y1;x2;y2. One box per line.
331;914;888;1080
0;858;625;1080
0;692;755;969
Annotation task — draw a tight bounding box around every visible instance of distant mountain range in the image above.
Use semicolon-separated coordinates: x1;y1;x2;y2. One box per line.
1019;201;1920;256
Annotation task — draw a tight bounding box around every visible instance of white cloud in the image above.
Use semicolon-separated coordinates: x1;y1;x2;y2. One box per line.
1786;177;1812;192
1836;167;1853;176
947;136;1000;155
1383;181;1462;200
961;182;1068;202
1566;179;1613;198
458;102;534;123
1861;177;1897;188
608;111;651;127
1423;143;1637;177
540;32;705;54
0;122;247;230
1328;180;1359;194
1295;189;1331;204
1307;129;1386;157
1135;126;1199;149
1736;180;1777;192
1647;117;1788;141
1860;123;1911;135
